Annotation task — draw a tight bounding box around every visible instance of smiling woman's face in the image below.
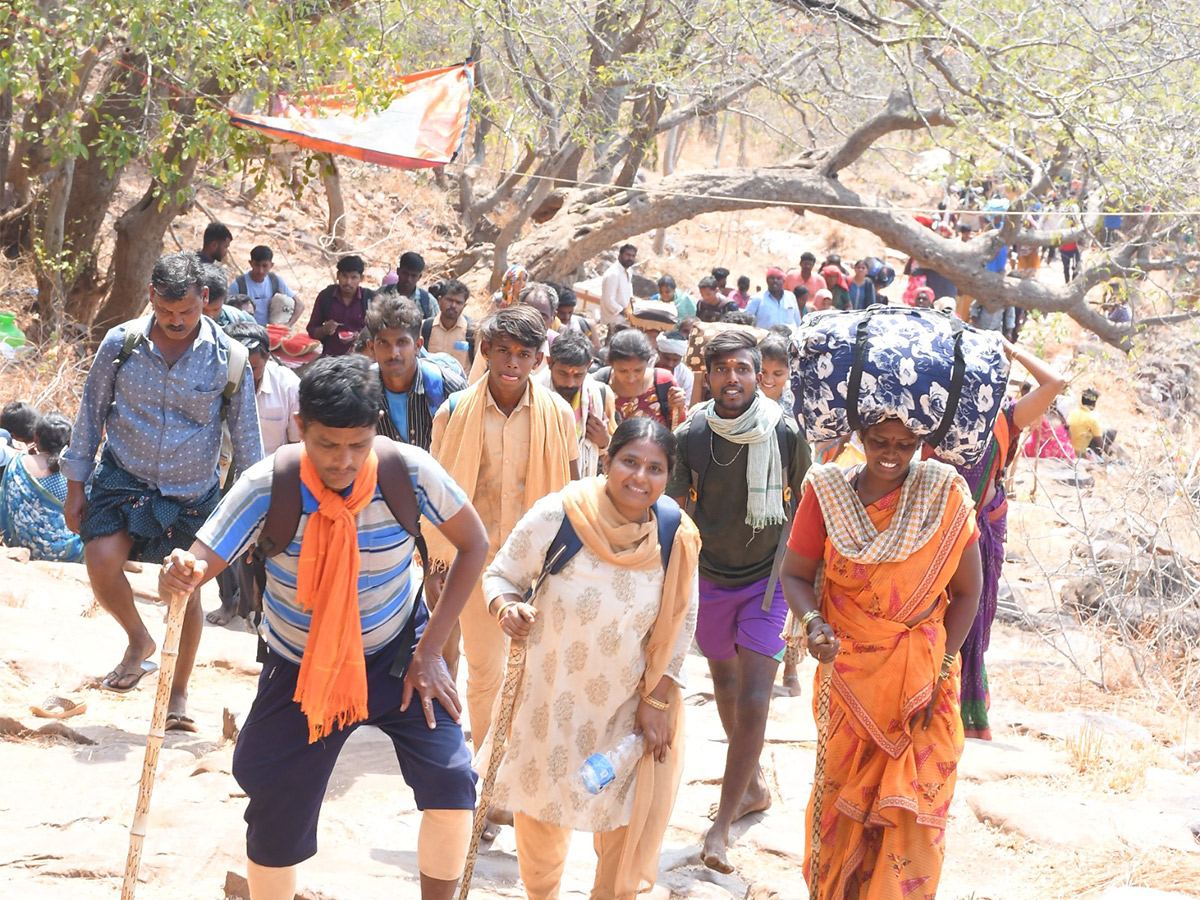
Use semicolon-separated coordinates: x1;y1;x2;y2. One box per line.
861;419;919;486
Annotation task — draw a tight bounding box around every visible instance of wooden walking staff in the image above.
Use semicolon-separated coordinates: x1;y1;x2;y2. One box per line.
456;635;528;900
121;567;192;900
808;660;834;900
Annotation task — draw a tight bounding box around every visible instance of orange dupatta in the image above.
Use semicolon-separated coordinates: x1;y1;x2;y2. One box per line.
293;448;379;743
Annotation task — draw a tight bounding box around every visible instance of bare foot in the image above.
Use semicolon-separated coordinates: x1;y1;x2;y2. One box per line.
701;826;735;874
206;605;238;627
706;772;773;822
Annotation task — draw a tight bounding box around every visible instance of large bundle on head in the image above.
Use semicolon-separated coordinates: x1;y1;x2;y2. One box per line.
684;321;768;372
626;298;678;332
792;306;1009;466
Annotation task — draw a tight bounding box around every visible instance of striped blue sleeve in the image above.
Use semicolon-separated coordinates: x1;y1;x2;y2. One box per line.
195;456;274;563
399;443;467;526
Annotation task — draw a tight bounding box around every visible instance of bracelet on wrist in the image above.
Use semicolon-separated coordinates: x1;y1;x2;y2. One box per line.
800;609;824;635
493;601;515;621
640;693;669;711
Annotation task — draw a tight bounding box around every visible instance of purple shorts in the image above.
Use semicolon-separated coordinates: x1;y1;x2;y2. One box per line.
696;575;788;662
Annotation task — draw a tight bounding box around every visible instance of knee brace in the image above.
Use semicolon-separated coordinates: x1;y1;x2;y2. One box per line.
418;808;473;881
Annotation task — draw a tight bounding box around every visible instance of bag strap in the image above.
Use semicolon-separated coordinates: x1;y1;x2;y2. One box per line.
654;378;672;422
235;275;248;296
255;444;304;559
927;316;967;449
652;495;682;572
221;338;250;421
686;416;709;518
114;329;144;367
421;317;433;347
269;272;280;296
844;307;883;433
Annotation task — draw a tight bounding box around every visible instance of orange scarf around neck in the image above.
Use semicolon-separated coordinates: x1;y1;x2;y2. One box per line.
293;447;379;743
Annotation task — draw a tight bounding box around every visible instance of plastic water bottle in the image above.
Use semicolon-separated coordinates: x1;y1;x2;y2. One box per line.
578;734;645;794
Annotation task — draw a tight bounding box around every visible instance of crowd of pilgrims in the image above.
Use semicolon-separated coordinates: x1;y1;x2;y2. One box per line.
0;220;1108;900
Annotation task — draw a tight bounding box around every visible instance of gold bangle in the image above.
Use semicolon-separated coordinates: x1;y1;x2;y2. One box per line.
493;601;515;621
640;693;669;711
800;609;824;635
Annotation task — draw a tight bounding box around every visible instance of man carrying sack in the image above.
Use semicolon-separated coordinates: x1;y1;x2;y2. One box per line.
159;356;489;900
666;330;811;875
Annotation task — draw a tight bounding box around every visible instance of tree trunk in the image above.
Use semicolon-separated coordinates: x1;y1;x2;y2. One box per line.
31;156;75;338
653;127;678;255
321;154;348;253
91;81;227;337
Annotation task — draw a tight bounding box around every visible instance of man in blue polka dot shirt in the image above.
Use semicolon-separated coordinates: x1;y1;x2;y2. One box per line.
62;251;263;730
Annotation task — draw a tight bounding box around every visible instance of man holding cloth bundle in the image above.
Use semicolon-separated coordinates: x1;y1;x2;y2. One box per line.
667;330;811;874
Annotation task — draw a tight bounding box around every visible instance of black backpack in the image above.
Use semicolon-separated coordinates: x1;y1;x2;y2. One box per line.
234;272;281;298
421;315;476;365
253;435;428;676
115;328;248;421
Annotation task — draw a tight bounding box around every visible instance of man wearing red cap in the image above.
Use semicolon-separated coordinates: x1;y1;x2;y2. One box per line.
745;268;803;328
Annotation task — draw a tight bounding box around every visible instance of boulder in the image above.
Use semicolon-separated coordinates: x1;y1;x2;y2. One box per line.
1011;710;1153;744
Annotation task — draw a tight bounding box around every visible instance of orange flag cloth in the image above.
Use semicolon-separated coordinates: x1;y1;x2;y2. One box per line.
293;448;379;743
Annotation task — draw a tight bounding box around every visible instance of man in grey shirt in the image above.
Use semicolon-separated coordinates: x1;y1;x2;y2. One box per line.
63;251;262;730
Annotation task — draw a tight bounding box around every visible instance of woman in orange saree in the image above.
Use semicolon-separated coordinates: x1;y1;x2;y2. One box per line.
781;420;982;900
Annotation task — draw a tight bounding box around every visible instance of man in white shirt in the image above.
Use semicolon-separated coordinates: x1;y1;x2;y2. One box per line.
209;321;302;627
599;243;637;326
230;245;305;327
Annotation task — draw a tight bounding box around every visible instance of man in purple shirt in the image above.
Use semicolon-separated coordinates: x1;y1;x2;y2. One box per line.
306;255;377;356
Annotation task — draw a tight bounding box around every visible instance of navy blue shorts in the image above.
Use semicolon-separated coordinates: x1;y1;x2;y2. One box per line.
231;602;478;867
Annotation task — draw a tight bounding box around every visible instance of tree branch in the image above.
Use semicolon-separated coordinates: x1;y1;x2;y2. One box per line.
822;91;954;177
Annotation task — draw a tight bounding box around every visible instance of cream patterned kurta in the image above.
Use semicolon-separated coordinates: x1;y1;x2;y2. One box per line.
481;493;698;832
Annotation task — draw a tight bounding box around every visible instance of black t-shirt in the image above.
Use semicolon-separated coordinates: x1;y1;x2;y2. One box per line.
667;412;812;585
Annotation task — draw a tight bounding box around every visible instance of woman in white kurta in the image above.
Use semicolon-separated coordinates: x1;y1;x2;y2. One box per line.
482;417;700;900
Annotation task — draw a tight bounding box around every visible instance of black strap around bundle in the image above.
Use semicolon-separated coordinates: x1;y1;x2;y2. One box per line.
843;308;967;450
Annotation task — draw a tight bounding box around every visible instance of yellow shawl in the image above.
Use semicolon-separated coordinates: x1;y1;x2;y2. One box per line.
560;477;700;898
427;378;574;565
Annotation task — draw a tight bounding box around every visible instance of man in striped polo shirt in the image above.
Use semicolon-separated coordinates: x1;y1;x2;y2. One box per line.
160;355;489;900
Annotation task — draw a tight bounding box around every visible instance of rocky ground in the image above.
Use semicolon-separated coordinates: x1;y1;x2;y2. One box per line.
2;435;1198;900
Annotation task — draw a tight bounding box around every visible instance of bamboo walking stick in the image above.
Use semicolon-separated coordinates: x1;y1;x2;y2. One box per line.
121;574;191;900
456;636;527;900
808;660;833;900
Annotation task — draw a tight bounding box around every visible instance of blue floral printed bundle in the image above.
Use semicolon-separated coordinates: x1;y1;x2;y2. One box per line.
791;306;1009;467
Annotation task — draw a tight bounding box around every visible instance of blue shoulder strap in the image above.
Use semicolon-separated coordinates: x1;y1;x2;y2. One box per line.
528;494;681;600
422;361;447;413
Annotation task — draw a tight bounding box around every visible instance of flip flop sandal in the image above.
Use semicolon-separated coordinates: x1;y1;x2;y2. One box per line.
100;660;158;694
30;695;88;719
165;712;199;733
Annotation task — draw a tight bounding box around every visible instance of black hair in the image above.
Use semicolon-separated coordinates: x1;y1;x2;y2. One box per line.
152;252;203;301
678;316;698;333
33;411;72;473
250;245;273;263
2;401;39;442
606;417;677;472
480;305;546;350
736;275;750;291
657;274;676;291
365;293;423;340
619;243;636;255
768;324;792;337
199;262;228;304
698;275;718;291
548;329;593;368
228;294;256;313
661;329;687;344
705;329;761;372
712;267;729;282
607;328;652;363
1081;388;1099;408
224;320;271;358
336;255;365;275
440;278;470;300
545;280;576;307
800;251;816;263
398;251;425;273
203;222;232;245
299;355;382;429
722;310;757;326
759;335;790;365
